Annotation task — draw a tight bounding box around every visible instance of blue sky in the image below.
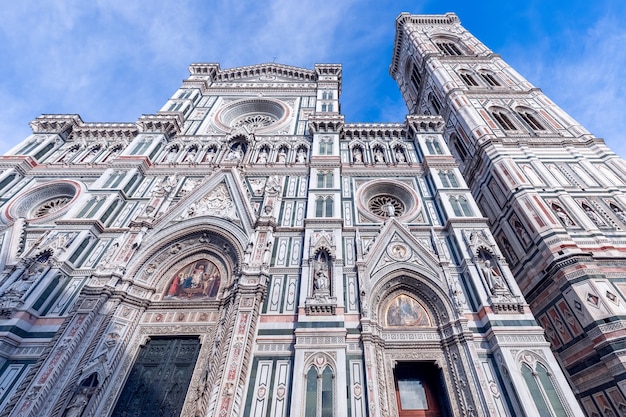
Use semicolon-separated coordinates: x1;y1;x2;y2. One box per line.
0;1;624;158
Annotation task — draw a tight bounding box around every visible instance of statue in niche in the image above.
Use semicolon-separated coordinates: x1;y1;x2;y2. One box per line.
184;146;197;163
225;144;244;161
277;148;287;163
0;262;45;305
478;250;507;294
203;147;216;163
256;148;269;164
63;373;99;417
165;146;179;163
373;148;385;163
165;259;220;299
312;250;331;296
386;294;430;327
552;203;575;226
296;148;307;163
352;147;363;163
513;220;531;247
314;265;329;292
395;147;406;163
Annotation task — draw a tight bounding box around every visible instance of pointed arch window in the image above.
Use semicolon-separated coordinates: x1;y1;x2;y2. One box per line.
490;109;517;131
428;92;442;115
517;109;546;131
479;71;501;86
317;171;334;188
315;196;333;217
521;362;567;417
459;72;479;87
450;195;472;216
305;365;334;417
435;41;463;56
438;170;459;188
425;138;443;155
319;137;333;155
410;63;422;92
449;133;468;162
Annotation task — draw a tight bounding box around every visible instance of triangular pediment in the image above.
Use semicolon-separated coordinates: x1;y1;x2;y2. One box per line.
363;219;442;284
153;169;256;235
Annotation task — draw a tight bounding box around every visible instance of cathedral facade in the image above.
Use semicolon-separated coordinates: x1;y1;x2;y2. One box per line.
0;12;622;417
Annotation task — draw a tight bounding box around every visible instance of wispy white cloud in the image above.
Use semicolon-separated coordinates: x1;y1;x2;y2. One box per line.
0;1;624;162
504;9;626;158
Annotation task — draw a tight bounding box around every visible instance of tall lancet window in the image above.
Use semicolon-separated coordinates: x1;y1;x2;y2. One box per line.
305;363;334;417
521;361;567;417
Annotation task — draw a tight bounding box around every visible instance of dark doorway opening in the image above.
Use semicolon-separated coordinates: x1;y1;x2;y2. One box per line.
394;362;449;417
112;336;201;417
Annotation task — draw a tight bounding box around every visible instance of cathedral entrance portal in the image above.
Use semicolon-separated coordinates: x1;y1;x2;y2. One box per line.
111;337;201;417
394;362;445;417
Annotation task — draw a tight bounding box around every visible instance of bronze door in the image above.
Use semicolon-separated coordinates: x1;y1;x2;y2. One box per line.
112;337;201;417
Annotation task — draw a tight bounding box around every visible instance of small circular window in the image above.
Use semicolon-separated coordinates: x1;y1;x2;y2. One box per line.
368;195;405;218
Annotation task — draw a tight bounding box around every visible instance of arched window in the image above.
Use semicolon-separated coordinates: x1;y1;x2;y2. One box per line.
516;108;546;131
428;92;442;114
321;104;327;112
0;174;16;192
319;137;333;155
130;140;151;156
450;195;472;216
34;143;55;161
450;133;468;162
521;362;567;416
459;71;479;86
410;63;421;91
305;365;334;417
315;196;333;217
479;71;501;86
435;41;463;56
438;170;459;187
425;138;443;155
490;108;517;131
317;171;333;188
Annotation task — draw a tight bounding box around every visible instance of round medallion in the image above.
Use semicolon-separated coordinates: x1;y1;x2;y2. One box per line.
387;243;411;261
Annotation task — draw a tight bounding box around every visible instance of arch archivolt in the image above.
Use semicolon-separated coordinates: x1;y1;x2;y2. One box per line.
367;267;453;327
363;269;481;417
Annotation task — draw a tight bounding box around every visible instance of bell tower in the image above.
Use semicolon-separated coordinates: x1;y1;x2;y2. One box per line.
391;12;626;415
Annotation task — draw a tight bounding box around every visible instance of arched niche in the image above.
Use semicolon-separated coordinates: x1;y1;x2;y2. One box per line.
125;222;247;301
162;254;225;300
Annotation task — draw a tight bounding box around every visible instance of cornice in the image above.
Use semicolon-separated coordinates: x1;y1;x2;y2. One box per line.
136;113;183;138
210;62;316;83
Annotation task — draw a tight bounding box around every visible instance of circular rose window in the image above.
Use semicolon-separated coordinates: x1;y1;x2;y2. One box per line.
355;180;420;222
214;98;289;132
5;181;80;222
32;197;72;218
368;195;405;217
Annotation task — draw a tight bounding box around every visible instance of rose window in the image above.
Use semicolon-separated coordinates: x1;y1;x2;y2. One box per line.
32;197;72;218
368;195;405;218
232;114;276;130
